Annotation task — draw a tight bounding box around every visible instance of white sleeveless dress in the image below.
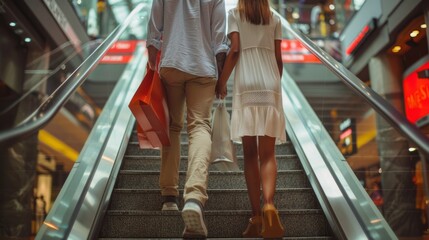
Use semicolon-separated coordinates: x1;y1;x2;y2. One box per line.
228;9;286;144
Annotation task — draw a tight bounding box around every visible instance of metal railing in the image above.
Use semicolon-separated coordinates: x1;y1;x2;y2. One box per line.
0;3;146;147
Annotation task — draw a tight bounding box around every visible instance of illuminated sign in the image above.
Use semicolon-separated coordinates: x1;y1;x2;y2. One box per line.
338;118;357;156
403;60;429;124
345;19;375;56
281;39;321;63
100;40;144;64
100;55;133;64
106;40;142;54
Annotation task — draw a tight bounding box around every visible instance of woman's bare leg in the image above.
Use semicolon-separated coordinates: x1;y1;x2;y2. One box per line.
242;136;261;216
258;136;277;205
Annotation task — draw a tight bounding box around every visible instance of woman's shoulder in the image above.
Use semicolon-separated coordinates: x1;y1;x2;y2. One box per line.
228;8;238;16
270;11;281;23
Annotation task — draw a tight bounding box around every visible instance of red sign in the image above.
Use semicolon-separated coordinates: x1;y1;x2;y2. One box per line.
281;39;320;63
100;55;133;64
346;25;370;55
403;61;429;124
101;40;145;64
107;40;143;54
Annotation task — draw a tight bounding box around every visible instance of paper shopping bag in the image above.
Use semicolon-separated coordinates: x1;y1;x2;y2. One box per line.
210;100;239;171
129;64;170;149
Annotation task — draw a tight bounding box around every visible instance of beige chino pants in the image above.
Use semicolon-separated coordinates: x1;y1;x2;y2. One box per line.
159;67;216;205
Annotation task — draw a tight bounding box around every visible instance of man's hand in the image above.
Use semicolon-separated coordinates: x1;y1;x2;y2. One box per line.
147;45;159;70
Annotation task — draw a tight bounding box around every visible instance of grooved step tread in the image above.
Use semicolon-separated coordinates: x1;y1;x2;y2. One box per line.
100;209;331;238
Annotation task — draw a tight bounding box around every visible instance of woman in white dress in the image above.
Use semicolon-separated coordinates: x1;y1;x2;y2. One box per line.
215;0;285;238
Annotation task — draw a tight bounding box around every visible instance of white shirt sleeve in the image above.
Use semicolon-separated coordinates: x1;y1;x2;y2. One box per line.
147;0;163;50
211;0;228;54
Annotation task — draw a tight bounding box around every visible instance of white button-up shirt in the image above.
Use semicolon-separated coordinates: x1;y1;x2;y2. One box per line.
147;0;228;78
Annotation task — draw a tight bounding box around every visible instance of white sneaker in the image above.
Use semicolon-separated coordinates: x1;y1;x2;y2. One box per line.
182;200;207;238
162;202;179;211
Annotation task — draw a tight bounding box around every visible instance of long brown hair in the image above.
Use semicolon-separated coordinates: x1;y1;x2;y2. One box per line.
237;0;271;25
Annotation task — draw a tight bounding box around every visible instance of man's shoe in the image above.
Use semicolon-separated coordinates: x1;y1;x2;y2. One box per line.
182;200;207;238
161;196;179;211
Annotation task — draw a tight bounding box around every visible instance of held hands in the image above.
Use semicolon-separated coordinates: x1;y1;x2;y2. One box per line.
215;81;227;99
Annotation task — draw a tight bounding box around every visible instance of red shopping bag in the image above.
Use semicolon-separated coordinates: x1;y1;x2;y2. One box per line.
129;63;170;149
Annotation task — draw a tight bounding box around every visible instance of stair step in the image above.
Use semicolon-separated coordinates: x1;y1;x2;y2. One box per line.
109;188;319;211
100;237;334;240
121;154;301;171
100;209;331;238
125;141;296;156
115;170;310;189
130;129;289;144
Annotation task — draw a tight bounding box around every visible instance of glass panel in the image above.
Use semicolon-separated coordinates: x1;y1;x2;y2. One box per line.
277;6;428;239
0;2;153;238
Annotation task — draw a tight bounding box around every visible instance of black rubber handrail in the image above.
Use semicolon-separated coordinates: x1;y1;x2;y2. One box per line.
0;3;146;147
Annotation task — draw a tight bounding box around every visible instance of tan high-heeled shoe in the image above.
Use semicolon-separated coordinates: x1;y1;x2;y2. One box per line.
261;204;285;238
242;215;262;238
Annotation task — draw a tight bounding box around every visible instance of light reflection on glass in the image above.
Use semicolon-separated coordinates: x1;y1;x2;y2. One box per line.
43;221;59;230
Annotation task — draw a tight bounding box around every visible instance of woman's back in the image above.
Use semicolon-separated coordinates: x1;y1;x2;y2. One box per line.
227;8;286;145
228;9;281;51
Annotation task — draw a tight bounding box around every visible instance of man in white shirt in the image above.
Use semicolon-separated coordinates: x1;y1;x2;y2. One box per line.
147;0;228;238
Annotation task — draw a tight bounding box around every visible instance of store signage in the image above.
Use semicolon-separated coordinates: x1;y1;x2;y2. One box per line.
106;40;142;54
345;19;375;56
338;118;357;156
100;55;133;64
101;40;144;64
281;39;320;63
403;61;429;124
43;0;81;51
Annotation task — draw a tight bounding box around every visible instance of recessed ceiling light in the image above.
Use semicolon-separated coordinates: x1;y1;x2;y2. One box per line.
9;22;16;27
392;46;401;53
410;30;419;38
421;23;427;29
24;38;31;43
409;147;417;152
292;12;299;19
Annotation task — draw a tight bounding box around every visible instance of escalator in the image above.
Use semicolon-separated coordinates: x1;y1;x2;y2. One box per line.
1;2;428;239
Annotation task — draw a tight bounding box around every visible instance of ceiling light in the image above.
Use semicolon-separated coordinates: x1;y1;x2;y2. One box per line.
9;22;16;27
410;30;419;38
421;23;427;29
391;46;401;53
329;4;335;10
409;147;417;152
292;12;299;19
24;38;31;43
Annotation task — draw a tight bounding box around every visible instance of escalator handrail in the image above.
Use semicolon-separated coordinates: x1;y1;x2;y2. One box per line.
281;70;398;239
34;3;149;239
272;11;429;156
0;40;102;117
0;3;146;146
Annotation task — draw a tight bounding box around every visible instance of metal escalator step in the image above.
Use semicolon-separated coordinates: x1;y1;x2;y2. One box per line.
99;209;331;238
121;154;301;171
115;170;310;189
109;188;319;211
125;141;296;156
